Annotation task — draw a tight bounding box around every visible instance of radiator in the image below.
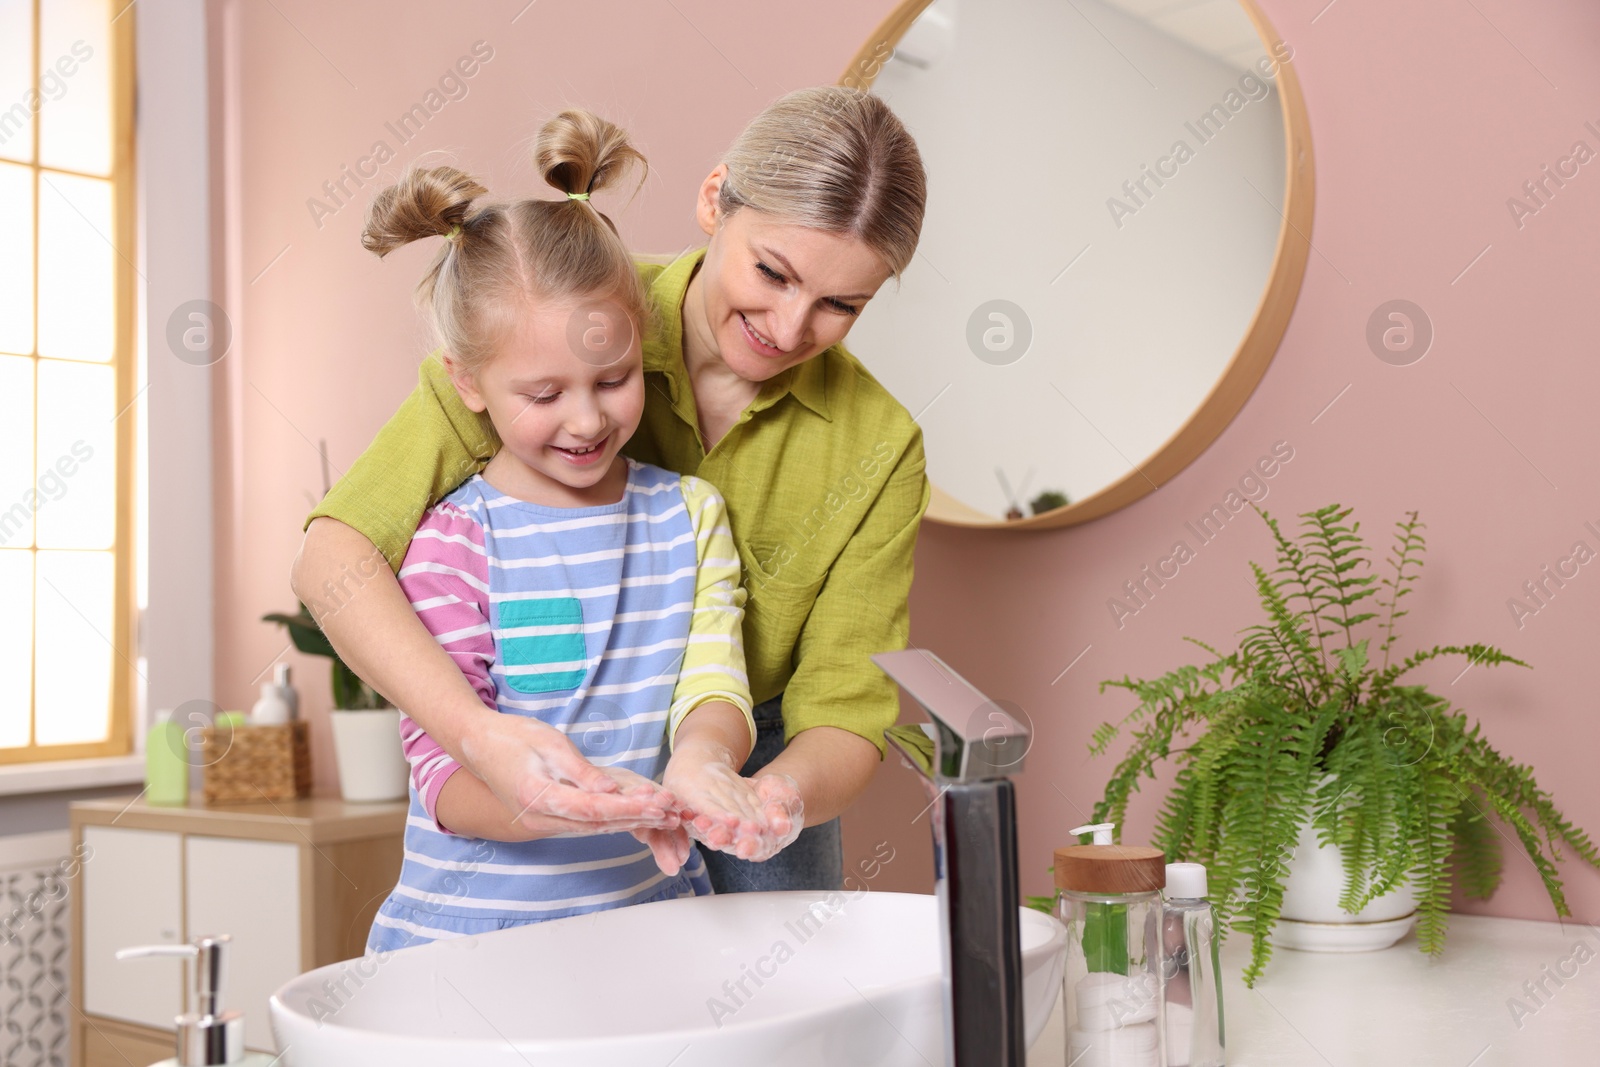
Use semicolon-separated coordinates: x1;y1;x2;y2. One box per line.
0;832;74;1067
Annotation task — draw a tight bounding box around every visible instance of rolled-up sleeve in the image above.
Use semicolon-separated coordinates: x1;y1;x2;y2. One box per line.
781;428;931;755
304;354;499;572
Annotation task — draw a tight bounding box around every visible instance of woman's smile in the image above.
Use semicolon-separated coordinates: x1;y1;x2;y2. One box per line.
688;210;892;387
738;312;789;358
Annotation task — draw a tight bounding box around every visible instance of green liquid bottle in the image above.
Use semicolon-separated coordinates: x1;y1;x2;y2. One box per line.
145;710;189;806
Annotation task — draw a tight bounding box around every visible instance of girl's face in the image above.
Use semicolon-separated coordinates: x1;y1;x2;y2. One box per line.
447;291;644;508
694;166;895;384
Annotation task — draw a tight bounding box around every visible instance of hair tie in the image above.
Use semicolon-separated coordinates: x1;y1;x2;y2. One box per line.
566;191;590;202
444;224;462;241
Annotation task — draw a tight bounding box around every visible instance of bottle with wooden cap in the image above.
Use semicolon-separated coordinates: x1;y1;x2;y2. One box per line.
1054;822;1167;1067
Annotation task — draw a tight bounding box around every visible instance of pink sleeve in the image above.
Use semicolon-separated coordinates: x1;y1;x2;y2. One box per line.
395;500;495;833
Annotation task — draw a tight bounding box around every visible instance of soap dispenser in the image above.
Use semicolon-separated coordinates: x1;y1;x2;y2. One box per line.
273;663;299;720
1055;822;1167;1067
116;934;281;1066
250;678;292;725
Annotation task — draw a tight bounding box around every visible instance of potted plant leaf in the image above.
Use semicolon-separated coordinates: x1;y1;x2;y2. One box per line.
262;604;408;802
1090;504;1600;985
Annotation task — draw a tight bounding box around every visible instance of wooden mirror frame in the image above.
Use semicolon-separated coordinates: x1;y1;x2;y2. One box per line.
839;0;1314;530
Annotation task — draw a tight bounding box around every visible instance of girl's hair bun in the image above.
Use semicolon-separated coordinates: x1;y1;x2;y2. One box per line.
533;109;646;201
367;111;651;376
362;166;489;257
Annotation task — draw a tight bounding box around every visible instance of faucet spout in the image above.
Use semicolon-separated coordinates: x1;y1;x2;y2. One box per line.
876;649;1029;1067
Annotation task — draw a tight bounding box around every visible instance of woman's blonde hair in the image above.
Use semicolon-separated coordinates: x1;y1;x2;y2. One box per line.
362;109;647;374
716;86;926;277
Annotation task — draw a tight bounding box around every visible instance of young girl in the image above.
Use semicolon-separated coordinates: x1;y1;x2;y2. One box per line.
361;111;802;953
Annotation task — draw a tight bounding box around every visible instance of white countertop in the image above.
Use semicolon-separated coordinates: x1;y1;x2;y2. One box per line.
1028;914;1600;1066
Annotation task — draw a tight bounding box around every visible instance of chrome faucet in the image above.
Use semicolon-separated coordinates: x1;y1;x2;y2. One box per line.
875;649;1030;1067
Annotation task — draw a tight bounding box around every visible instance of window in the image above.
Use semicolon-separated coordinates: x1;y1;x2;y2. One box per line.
0;0;136;764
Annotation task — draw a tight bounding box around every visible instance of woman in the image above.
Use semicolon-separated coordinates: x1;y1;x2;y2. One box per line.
292;86;928;892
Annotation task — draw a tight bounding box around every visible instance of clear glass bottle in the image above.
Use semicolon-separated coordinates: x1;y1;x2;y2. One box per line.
1055;823;1166;1067
1162;863;1224;1066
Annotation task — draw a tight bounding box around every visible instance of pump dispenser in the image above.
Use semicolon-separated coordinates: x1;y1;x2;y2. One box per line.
272;663;299;720
1055;822;1167;1067
116;935;280;1066
250;678;291;725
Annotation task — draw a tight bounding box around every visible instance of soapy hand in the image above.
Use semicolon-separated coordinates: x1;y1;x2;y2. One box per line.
663;757;804;862
741;773;804;861
596;764;697;876
462;713;685;835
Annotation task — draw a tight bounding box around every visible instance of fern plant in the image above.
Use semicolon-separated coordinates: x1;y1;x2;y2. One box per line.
1090;504;1599;985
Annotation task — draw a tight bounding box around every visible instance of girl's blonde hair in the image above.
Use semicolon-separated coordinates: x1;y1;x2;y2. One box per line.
362;109;647;374
716;86;926;277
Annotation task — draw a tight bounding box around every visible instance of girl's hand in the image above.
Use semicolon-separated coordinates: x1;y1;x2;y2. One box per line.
630;824;694;876
460;713;683;834
663;757;804;862
598;764;696;876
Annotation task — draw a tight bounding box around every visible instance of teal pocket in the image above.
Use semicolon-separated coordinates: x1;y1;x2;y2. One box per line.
498;597;587;694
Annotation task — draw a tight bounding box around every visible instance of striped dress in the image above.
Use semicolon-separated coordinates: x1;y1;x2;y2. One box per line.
366;458;752;952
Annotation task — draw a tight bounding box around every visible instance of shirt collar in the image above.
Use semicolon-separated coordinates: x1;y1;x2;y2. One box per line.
643;248;832;423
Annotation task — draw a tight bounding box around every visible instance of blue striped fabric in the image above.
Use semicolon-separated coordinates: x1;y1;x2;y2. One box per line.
370;460;712;950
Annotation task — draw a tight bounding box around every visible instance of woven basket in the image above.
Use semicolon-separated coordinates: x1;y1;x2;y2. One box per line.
201;721;312;804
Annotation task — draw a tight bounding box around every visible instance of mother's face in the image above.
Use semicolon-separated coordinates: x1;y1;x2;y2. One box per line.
694;165;894;384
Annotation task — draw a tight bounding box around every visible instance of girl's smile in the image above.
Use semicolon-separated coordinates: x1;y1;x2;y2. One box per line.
446;292;644;508
549;433;613;466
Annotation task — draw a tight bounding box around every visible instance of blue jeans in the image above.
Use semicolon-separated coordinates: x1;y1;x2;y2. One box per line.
696;693;843;892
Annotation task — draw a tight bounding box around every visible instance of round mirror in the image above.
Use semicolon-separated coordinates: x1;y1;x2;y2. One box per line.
841;0;1312;528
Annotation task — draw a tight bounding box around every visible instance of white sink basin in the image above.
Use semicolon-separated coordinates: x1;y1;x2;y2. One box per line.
270;890;1066;1066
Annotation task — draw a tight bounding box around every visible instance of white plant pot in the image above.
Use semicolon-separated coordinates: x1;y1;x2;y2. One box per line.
1271;814;1418;952
328;708;409;802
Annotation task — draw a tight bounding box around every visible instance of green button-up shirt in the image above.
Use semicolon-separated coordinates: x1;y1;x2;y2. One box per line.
305;250;930;752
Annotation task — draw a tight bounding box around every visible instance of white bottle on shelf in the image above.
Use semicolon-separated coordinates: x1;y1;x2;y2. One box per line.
249;680;291;726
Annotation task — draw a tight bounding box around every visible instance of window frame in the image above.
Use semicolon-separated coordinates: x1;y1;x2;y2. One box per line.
1;1;138;765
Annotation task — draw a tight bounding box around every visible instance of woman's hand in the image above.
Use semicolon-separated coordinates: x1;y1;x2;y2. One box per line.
461;713;684;834
294;520;681;833
744;772;804;861
442;754;694;873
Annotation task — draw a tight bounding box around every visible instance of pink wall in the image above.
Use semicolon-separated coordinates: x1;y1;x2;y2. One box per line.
208;0;1600;925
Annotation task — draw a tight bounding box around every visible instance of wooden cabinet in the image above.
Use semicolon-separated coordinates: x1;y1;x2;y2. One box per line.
70;796;405;1067
79;826;184;1031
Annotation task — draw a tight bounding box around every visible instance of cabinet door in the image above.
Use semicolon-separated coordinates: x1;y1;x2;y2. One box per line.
184;836;302;1052
80;826;184;1029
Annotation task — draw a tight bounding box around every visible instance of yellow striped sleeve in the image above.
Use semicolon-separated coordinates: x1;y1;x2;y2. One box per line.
666;475;756;750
